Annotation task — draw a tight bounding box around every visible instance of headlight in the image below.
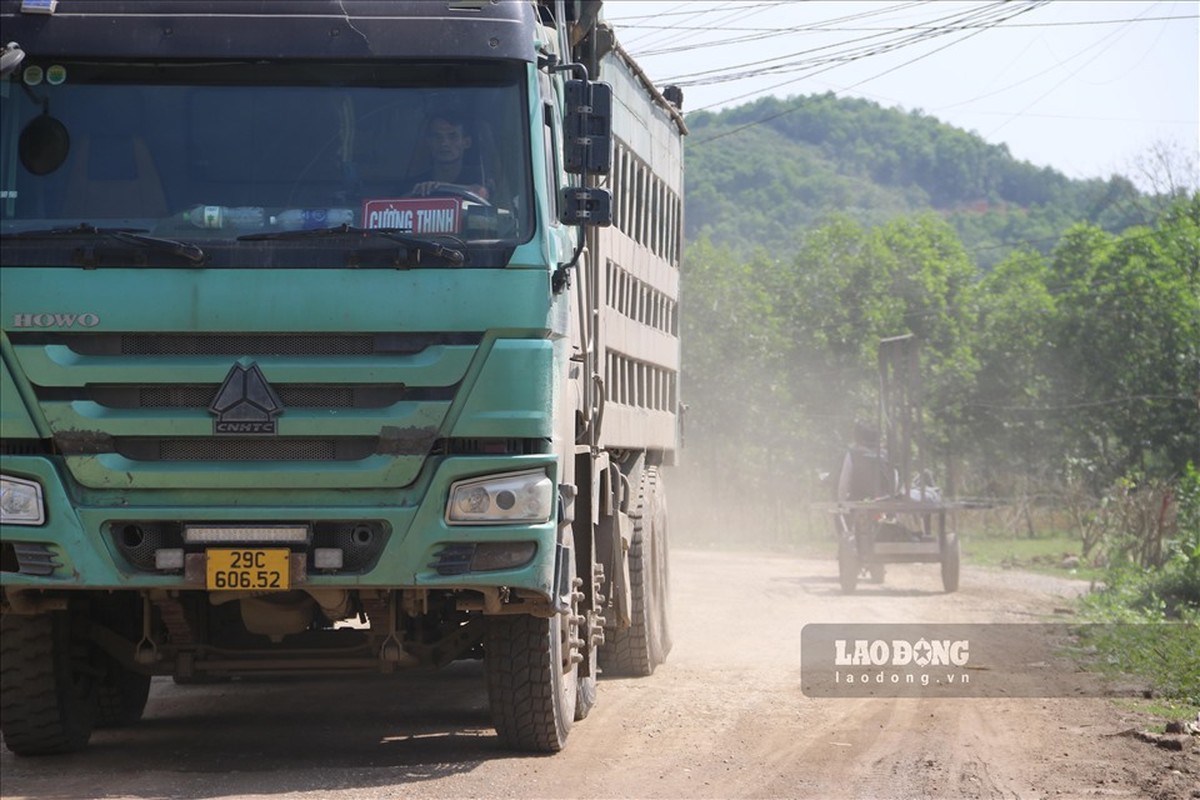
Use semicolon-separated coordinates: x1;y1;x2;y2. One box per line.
446;469;554;525
0;475;46;526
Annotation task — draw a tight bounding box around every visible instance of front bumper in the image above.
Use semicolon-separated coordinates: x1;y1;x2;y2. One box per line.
0;453;559;598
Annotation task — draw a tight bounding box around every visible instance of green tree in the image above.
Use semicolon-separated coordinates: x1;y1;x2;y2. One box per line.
969;248;1061;488
777;214;979;471
1024;195;1199;486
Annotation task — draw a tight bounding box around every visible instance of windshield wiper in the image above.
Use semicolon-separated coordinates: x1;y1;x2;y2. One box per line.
238;224;466;266
3;223;207;265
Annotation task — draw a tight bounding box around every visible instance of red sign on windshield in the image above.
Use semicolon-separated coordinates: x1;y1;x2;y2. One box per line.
361;198;460;234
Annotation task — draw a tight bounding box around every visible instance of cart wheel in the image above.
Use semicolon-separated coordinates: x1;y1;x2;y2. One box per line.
838;539;859;593
867;564;886;584
941;535;960;593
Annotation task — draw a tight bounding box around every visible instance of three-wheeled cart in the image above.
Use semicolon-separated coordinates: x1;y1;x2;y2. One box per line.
832;334;962;593
834;495;960;593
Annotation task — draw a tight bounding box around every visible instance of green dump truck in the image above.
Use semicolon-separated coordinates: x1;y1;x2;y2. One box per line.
0;0;683;754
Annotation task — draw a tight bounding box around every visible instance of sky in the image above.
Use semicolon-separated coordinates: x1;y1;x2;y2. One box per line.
604;1;1199;188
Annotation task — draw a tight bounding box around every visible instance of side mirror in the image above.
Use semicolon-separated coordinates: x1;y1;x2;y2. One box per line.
563;79;611;175
560;186;611;227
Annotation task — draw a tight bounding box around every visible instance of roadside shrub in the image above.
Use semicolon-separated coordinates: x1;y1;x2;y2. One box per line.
1076;464;1200;704
1154;461;1200;612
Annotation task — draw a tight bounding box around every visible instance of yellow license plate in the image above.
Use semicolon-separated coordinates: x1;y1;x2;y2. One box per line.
206;548;290;591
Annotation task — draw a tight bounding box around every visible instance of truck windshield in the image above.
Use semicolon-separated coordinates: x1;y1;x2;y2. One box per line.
0;61;533;265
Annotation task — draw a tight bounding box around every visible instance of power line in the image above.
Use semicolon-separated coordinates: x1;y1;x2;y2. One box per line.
619;1;722;50
619;1;790;51
633;0;786;57
984;2;1163;139
652;2;1025;84
605;1;792;23
628;1;928;59
937;110;1196;124
665;0;1048;134
618;14;1195;37
687;2;1047;146
610;1;1194;155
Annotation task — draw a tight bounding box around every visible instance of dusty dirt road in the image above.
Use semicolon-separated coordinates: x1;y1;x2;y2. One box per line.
2;549;1197;800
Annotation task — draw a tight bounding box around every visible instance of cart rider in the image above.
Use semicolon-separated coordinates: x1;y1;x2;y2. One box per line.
837;421;894;503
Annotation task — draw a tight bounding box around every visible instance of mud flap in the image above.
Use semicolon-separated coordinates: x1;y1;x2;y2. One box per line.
551;542;572;614
610;512;632;628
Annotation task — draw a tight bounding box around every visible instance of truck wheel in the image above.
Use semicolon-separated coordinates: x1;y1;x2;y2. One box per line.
649;468;673;663
96;663;151;728
92;593;151;727
485;529;581;752
0;610;99;755
941;535;961;593
838;538;859;593
599;466;670;676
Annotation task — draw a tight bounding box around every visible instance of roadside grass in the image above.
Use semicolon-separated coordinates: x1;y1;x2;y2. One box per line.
1112;697;1200;733
1075;621;1200;736
1072;617;1199;704
1074;570;1200;711
960;529;1105;582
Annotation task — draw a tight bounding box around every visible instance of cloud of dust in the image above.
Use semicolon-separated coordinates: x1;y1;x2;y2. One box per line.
667;354;875;556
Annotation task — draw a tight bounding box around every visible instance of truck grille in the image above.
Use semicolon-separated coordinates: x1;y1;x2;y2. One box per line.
87;384;420;409
115;333;375;356
9;331;479;488
116;437;376;462
47;332;479;356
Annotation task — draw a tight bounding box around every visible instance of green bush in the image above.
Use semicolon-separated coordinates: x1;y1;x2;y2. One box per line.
1165;461;1200;606
1074;617;1199;706
1076;464;1200;704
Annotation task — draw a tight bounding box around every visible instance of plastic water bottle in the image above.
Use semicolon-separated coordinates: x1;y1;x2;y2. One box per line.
269;208;355;231
183;205;266;229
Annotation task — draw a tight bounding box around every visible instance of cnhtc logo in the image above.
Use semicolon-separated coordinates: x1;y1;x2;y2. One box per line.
209;362;283;435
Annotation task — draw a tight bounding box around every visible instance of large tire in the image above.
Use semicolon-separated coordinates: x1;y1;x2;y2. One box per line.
92;593;151;728
485;528;582;752
599;466;671;677
649;469;672;663
0;611;98;756
96;663;151;728
941;534;961;593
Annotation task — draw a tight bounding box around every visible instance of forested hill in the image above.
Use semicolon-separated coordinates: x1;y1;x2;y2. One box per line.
683;93;1152;266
